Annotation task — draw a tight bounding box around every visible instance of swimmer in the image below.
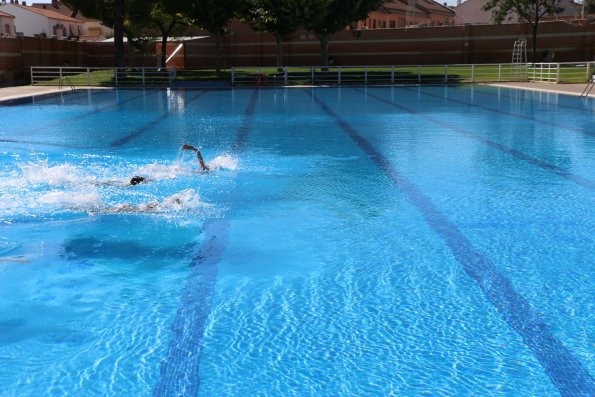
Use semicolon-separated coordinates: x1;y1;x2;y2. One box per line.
104;196;183;214
129;175;147;186
126;144;209;186
181;144;210;172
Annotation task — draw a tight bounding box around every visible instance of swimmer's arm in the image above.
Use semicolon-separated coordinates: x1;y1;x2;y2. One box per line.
182;143;209;171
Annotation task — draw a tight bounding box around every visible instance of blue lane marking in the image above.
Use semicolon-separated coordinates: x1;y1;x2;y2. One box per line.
308;88;595;397
356;88;595;191
23;90;157;134
402;86;595;138
0;138;90;150
232;89;258;152
154;89;260;397
154;220;229;397
109;91;210;147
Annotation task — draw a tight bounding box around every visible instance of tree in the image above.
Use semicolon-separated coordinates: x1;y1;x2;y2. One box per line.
184;0;245;75
584;0;595;14
151;1;189;67
297;0;384;67
63;0;151;67
483;0;563;63
244;0;301;68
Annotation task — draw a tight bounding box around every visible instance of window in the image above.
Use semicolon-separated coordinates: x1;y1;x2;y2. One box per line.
4;24;10;35
372;19;376;29
389;21;396;28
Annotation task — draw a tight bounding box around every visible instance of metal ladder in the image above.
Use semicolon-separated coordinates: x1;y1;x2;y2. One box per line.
511;40;527;80
580;75;595;97
59;76;76;90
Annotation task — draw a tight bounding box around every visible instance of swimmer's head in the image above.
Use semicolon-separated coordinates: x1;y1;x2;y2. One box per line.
130;176;147;186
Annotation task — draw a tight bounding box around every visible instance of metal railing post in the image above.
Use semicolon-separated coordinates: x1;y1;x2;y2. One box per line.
364;66;368;85
445;65;448;83
418;65;422;83
231;67;235;85
30;67;34;85
337;66;341;85
142;68;145;86
114;68;118;86
587;63;591;82
311;67;315;84
391;66;395;84
471;64;475;83
284;67;288;85
87;67;91;86
498;64;502;81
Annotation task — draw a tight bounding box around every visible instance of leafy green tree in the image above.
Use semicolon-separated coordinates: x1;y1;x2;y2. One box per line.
483;0;563;63
584;0;595;14
63;0;150;67
244;0;301;68
297;0;384;67
151;1;189;67
184;0;245;75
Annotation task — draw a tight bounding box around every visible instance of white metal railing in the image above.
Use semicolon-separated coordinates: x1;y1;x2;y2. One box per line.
231;62;595;86
30;63;595;88
31;67;176;87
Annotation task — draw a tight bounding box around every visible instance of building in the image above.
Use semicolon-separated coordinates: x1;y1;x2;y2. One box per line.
0;9;15;37
31;0;112;41
0;1;83;39
355;0;455;29
454;0;581;25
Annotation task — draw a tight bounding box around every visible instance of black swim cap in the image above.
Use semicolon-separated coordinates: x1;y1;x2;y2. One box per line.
130;176;147;185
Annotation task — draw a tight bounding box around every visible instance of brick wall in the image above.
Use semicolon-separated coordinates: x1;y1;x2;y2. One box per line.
1;20;594;83
184;20;595;68
0;37;157;83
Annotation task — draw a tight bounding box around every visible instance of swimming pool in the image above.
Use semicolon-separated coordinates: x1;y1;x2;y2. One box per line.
0;86;593;396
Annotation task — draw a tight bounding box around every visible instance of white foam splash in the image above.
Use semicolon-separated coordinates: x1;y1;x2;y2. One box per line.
160;189;202;210
208;155;238;171
103;189;202;214
38;188;101;209
135;162;190;181
20;160;97;186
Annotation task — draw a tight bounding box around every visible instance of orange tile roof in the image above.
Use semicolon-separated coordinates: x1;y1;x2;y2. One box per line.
11;3;82;23
0;10;16;18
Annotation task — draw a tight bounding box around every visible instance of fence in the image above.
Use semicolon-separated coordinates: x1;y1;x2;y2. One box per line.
30;67;176;87
29;63;594;88
232;62;595;86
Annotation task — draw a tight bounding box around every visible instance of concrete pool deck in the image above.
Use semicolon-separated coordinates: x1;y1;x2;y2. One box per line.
0;82;594;101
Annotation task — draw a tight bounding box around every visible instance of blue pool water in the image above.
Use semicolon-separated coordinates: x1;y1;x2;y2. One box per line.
0;86;593;396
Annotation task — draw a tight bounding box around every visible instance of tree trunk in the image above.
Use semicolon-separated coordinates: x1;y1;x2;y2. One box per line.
161;32;168;68
215;31;222;76
113;0;126;67
275;35;283;68
319;33;331;68
126;33;135;67
531;22;538;64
